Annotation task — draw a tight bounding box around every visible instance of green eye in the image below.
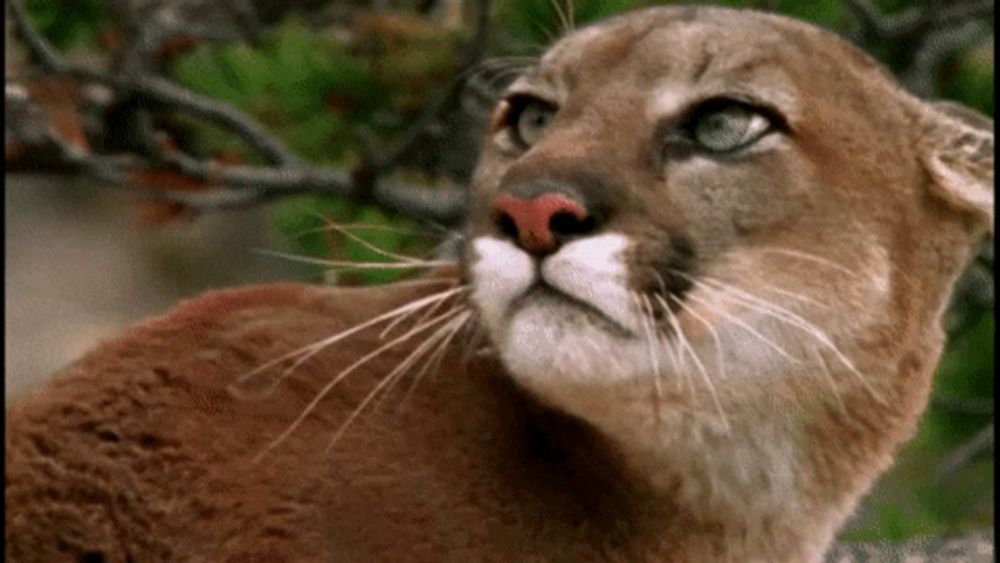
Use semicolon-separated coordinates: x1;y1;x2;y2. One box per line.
691;104;772;153
513;99;556;147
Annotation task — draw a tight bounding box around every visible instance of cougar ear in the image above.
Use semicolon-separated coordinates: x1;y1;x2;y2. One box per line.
918;100;994;238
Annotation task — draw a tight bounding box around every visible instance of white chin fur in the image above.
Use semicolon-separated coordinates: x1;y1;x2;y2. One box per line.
469;234;665;386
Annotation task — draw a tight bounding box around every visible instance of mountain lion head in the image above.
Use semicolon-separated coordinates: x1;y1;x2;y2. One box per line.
464;3;992;545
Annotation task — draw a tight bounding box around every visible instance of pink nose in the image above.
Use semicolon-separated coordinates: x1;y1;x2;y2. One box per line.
491;193;590;254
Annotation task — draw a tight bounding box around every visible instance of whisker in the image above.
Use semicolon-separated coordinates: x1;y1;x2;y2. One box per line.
377;298;440;340
697;276;886;406
670;294;727;384
527;10;559;43
461;56;538;81
384;277;462;289
548;0;571;36
648;273;684;371
252;306;466;463
485;67;534;91
296;221;448;239
812;347;848;415
682;289;800;363
758;282;831;311
635;294;665;423
754;247;859;279
399;311;474;407
655;294;730;432
274;287;467;390
368;307;468;416
230;286;467;397
325;309;471;452
459;323;491;369
307;216;428;265
383;284;467;340
760;244;917;291
253;248;456;270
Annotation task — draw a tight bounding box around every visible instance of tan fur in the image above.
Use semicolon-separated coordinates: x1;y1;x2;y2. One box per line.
6;6;993;562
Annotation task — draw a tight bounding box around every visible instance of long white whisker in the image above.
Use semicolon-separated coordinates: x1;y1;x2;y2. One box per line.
368;309;468;416
297;221;448;239
485;67;534;90
550;0;571;35
311;217;426;264
697;276;885;406
670;294;726;383
275;288;467;389
231;286;467;396
384;277;461;289
758;282;831;311
459;57;536;82
635;294;665;423
382;284;466;340
812;347;848;415
378;289;454;339
252;307;465;463
755;247;859;279
333;310;473;448
656;295;730;432
683;289;800;363
399;311;473;407
649;273;683;371
254;249;456;270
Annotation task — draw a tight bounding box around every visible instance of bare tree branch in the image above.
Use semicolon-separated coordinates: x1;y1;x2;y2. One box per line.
932;394;995;415
5;0;489;224
935;422;995;484
843;0;994;97
8;0;298;165
364;0;493;174
843;0;924;42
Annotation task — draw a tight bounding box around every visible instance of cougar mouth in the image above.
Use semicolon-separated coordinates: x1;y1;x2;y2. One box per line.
512;281;636;337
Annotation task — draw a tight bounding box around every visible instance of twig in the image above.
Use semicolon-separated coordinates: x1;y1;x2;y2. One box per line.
5;0;483;225
932;394;995;415
843;0;925;42
362;0;493;173
935;422;995;484
8;0;298;166
842;0;995;97
903;20;992;98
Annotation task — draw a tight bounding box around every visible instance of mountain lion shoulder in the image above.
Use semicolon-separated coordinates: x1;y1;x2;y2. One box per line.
6;5;992;563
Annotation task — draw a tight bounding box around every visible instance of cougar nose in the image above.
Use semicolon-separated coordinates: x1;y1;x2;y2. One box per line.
491;193;594;255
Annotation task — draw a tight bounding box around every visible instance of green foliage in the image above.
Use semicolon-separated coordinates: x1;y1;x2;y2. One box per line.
169;19;443;274
169;21;383;163
944;44;995;117
25;0;106;50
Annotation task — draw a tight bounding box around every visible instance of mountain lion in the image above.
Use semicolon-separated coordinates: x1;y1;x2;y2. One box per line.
5;5;993;562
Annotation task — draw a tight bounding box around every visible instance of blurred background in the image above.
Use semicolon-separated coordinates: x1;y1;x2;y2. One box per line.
5;0;993;548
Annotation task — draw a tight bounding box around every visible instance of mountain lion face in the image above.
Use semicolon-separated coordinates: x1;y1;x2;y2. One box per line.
463;7;992;427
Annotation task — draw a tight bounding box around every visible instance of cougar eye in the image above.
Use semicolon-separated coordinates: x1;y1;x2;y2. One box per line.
689;102;772;153
508;97;556;148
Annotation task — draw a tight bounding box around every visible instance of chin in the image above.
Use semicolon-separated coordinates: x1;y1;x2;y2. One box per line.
495;296;667;390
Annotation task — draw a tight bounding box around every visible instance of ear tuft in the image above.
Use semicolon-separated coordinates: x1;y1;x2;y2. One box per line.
918;101;994;238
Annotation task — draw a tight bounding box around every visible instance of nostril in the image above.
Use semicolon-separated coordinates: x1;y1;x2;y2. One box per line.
497;212;519;241
549;211;595;238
